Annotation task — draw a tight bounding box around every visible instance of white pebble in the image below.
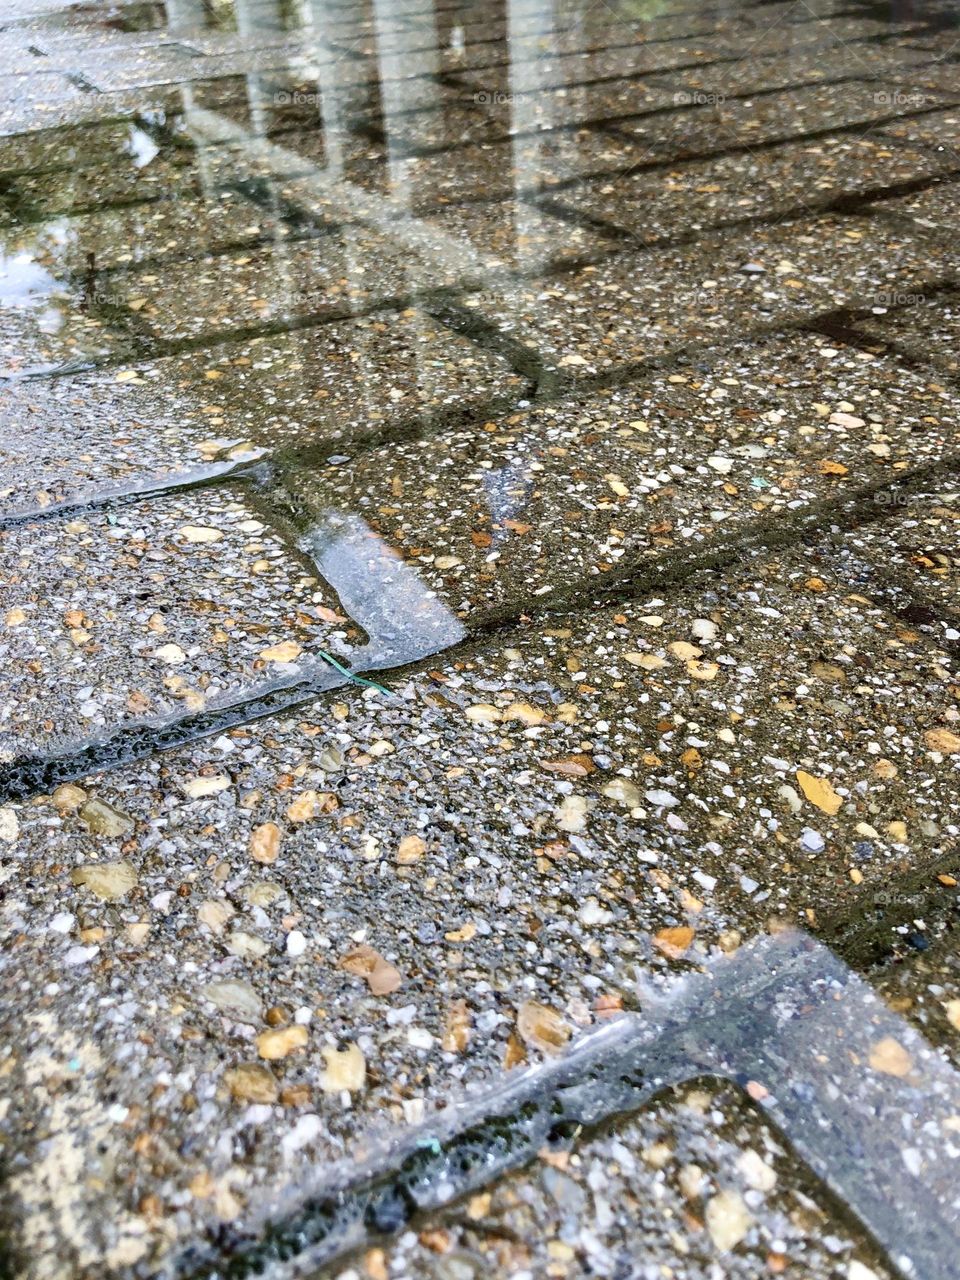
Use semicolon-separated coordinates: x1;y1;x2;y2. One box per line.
282;1114;322;1156
0;807;19;844
645;789;679;808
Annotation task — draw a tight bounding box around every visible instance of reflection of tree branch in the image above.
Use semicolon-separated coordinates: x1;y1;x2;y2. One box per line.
80;249;96;315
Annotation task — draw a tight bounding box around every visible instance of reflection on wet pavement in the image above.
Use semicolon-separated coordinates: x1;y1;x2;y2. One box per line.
2;0;960;1275
195;930;960;1280
305;509;467;666
0;496;469;797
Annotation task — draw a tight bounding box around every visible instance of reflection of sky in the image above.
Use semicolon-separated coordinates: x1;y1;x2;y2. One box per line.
0;124;155;331
482;460;534;543
0;249;59;306
125;125;160;168
302;510;466;667
0;224;71;333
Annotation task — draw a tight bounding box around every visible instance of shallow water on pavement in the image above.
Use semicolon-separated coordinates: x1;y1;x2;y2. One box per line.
2;1;960;1278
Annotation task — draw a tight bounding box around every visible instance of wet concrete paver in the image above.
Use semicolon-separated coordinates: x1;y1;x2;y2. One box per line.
93;227;456;343
0;489;347;761
0;306;522;519
3;550;960;1275
548;137;957;240
280;333;960;621
26;193;291;273
876;177;960;235
857;289;960;375
465;215;958;379
879;105;960;152
3;0;960;1276
819;487;960;641
608;81;958;159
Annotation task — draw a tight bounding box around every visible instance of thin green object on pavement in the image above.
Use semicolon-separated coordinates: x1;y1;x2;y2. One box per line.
316;648;393;696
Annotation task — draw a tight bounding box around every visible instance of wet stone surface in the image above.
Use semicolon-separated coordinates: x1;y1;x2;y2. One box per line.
2;551;960;1274
858;289;960;376
358;1080;893;1280
466;214;959;378
619;80;956;154
879;105;960;152
4;0;960;1276
94;226;466;344
334;129;647;206
658;43;941;97
0;489;350;760
0;118;192;191
0;365;260;517
415;196;616;272
279;332;960;620
874;933;960;1072
0;117;184;184
548;137;955;240
26;189;293;274
875;178;960;236
820;488;960;639
424;76;684;143
0;306;521;517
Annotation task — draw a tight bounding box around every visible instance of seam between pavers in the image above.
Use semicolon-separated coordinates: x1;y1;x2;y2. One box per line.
5;92;957;302
3;447;958;805
0;453;274;531
870;199;960;261
7;57;952;220
7;104;958;354
807;283;960;379
0;334;540;513
817;541;960;643
436;31;942;101
8;196;959;391
377;74;960;161
3;274;956;528
0;378;541;530
458;450;960;630
528;162;960;251
424;266;960;399
168;930;960;1280
873;194;960;237
589;95;960;177
819;835;960;968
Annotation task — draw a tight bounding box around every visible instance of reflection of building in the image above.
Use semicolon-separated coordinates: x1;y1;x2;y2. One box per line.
166;0;483;440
